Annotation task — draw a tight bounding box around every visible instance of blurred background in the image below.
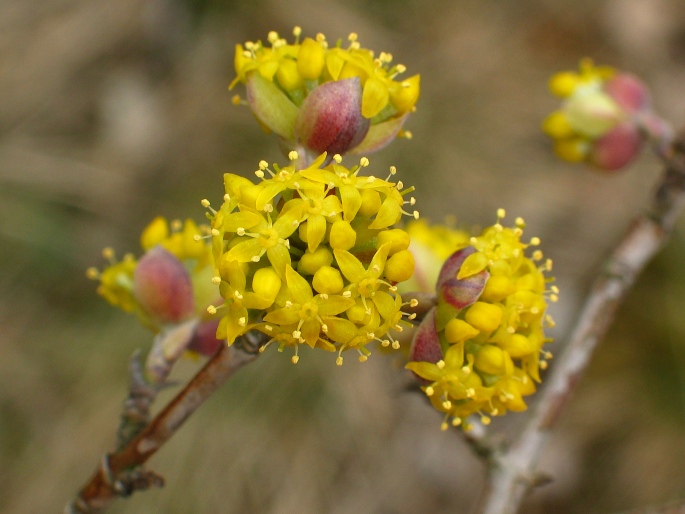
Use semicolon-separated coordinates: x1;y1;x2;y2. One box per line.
3;0;685;512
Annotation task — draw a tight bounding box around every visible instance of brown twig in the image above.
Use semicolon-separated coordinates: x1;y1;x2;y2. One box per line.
476;133;685;514
64;331;265;514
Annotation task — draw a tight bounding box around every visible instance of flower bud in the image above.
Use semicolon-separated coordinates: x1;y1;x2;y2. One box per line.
293;77;370;155
590;122;642;171
409;307;443;366
133;246;195;324
188;319;223;357
312;266;344;294
604;73;650;113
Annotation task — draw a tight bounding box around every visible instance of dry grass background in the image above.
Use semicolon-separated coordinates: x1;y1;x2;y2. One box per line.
3;0;685;512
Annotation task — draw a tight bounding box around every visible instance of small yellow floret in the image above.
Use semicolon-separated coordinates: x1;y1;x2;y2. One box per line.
312;266;344;294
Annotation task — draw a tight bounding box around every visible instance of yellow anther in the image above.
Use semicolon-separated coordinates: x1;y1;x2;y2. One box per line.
86;267;99;280
333;153;342;163
291;355;300;364
193;234;202;242
201;199;211;208
360;157;370;167
336;356;343;366
255;170;265;178
409;298;419;307
440;422;449;431
231;95;242;106
236;228;246;236
211;276;221;285
223;194;230;202
436;360;445;369
396;64;406;74
267;31;279;43
359;355;368;362
288;150;299;161
530;236;541;246
207;305;217;314
238;317;247;327
497;208;506;219
211;229;220;236
425;386;434;396
102;247;115;259
480;415;491;426
348;32;358;42
451;417;462;427
392;341;400;350
293;26;302;37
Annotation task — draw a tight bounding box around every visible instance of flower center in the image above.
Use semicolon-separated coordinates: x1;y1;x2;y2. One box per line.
358;277;379;297
299;302;318;319
259;228;280;248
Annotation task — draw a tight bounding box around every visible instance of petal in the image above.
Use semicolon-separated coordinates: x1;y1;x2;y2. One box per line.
405;361;442;382
317;295;355;316
368;196;401;229
323;316;357;344
267;244;292;278
286;265;313;301
362;76;390;119
457;251;489;279
273;204;303;238
306;213;327;252
334;248;366;283
256;182;287;212
444;341;465;369
370;242;391;275
339;185;362;221
223;211;264;232
301;318;321;347
371;291;398;320
263;307;300;325
226;239;262;262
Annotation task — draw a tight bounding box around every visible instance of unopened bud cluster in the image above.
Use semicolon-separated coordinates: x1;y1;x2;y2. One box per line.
406;211;557;430
543;58;661;171
231;28;420;159
205;151;418;364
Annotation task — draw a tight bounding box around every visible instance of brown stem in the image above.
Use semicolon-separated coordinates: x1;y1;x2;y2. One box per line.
64;332;264;513
476;132;685;514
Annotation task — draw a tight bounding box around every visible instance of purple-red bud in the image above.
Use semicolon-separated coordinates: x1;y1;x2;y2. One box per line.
409;307;443;367
604;73;650;114
293;77;370;155
133;246;195;324
436;247;489;309
590;122;643;171
188;318;223;356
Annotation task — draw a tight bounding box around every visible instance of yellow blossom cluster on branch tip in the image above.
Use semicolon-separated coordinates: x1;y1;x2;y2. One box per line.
231;27;420;158
204;151;419;364
87;217;219;333
542;58;657;171
406;210;558;430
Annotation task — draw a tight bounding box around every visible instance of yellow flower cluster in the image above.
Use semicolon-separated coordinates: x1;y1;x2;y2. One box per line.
233;28;420;121
406;211;558;430
87;217;217;331
231;28;419;157
542;59;620;163
205;151;419;364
